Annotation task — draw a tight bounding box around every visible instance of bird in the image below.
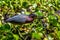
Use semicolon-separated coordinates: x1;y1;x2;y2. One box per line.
4;13;37;24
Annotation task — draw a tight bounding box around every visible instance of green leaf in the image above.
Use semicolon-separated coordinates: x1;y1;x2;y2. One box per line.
0;24;10;31
22;2;28;8
13;34;19;40
57;31;60;39
36;11;44;16
36;27;43;32
32;32;43;39
48;15;58;26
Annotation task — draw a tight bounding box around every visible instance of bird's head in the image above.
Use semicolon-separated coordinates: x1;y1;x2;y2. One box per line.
29;13;37;19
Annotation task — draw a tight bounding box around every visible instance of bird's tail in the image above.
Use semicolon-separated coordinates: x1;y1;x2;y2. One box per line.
3;13;9;22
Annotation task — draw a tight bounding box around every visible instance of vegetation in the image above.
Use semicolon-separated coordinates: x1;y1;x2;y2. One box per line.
0;0;60;40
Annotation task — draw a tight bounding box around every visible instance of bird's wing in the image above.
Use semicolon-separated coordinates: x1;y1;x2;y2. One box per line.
6;14;27;23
